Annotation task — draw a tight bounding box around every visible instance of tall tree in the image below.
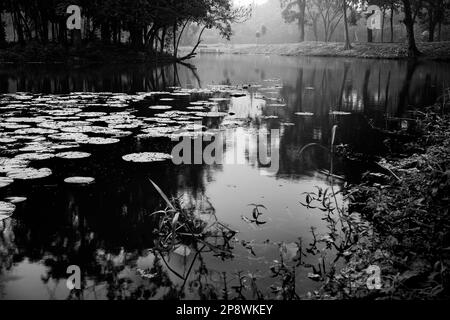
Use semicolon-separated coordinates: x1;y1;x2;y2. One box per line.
401;0;421;57
419;0;449;42
389;1;400;42
311;0;343;42
0;2;6;47
306;1;320;41
342;0;352;49
280;0;307;42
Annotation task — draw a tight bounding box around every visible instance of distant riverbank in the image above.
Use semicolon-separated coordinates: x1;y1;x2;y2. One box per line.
180;41;450;61
3;42;450;66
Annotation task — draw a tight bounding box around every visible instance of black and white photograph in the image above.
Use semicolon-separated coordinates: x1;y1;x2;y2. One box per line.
0;0;449;311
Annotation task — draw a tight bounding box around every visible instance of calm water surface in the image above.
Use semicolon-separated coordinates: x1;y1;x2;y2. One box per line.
1;54;449;299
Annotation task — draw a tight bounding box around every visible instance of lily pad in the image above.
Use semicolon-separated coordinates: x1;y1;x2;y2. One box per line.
15;153;55;161
56;151;91;159
5;196;27;204
205;112;228;118
7;167;52;180
122;152;172;163
49;132;89;141
0;177;14;188
64;176;95;185
79;137;120;145
140;126;181;137
77;112;107;118
149;105;172;110
170;92;191;97
0;158;30;174
330;111;351;115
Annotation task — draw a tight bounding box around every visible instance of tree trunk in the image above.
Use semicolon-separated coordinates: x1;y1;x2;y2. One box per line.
58;20;67;44
390;5;395;42
313;18;318;41
342;0;352;50
13;12;25;44
179;26;207;61
367;28;373;43
401;0;420;57
172;22;178;58
130;25;143;48
0;13;6;47
298;0;306;42
101;23;111;44
437;21;442;42
397;61;417;115
381;9;386;42
160;27;167;54
427;8;435;42
40;10;49;43
428;23;435;42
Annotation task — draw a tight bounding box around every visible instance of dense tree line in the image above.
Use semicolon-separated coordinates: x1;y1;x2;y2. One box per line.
280;0;450;56
0;0;249;59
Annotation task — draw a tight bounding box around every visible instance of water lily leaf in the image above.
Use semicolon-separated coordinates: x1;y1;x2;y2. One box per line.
7;167;52;180
5;196;27;204
0;177;14;188
122;152;172;163
149;105;172;110
56;151;91;159
64;177;95;185
295;112;314;116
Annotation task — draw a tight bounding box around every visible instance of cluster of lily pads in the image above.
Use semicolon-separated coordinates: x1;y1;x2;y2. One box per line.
0;87;254;207
0;82;353;221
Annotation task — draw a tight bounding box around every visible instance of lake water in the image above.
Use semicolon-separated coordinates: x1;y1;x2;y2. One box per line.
1;54;449;300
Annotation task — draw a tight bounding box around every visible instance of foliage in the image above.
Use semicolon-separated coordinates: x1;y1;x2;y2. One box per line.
280;0;307;41
0;0;250;60
320;104;450;299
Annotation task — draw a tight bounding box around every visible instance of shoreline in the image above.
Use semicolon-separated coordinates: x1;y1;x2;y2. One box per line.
180;41;450;61
0;43;178;66
2;41;450;66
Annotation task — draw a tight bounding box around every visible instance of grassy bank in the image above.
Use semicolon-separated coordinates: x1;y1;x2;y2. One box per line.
0;42;176;65
181;41;450;61
318;99;450;299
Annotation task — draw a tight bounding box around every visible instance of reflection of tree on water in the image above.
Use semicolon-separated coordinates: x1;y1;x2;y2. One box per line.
397;61;419;117
0;63;201;93
275;60;395;179
0;219;16;279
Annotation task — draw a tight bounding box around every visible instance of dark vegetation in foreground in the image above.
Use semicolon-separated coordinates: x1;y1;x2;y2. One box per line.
319;95;450;299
